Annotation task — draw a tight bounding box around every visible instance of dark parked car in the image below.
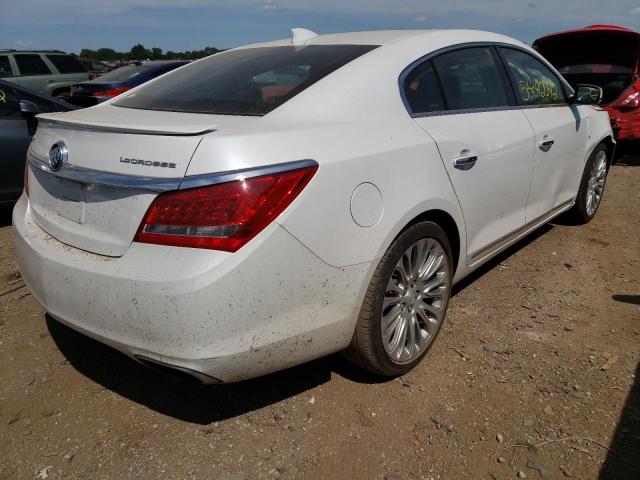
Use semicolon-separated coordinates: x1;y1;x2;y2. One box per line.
534;25;640;152
68;60;189;107
0;79;76;206
78;58;112;79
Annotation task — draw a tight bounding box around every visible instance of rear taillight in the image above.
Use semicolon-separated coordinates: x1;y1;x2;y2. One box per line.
90;86;130;98
612;85;640;108
134;165;318;252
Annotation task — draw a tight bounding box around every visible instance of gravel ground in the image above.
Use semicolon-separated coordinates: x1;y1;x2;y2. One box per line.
0;156;638;480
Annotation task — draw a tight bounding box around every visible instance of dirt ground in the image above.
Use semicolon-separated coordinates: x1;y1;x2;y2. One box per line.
0;156;638;480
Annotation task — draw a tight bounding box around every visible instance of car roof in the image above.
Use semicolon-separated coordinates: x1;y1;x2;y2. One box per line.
0;49;68;54
245;29;521;48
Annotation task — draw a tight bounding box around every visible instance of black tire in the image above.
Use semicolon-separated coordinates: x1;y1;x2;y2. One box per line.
566;143;609;225
345;221;453;377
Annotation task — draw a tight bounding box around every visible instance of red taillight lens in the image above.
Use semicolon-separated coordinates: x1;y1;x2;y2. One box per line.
612;85;640;108
134;165;318;252
90;86;130;98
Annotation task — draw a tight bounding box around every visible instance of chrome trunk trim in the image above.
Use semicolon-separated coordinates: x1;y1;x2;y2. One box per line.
178;159;318;190
28;147;317;193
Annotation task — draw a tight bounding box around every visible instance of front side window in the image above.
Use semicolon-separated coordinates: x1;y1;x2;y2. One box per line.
432;47;510;111
0;56;13;78
46;55;86;74
403;60;446;114
501;48;567;106
115;45;377;116
15;54;52;76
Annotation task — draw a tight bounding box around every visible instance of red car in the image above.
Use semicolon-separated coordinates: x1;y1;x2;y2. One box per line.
534;25;640;153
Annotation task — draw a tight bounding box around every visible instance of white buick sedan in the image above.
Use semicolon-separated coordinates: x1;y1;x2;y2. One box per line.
14;29;614;383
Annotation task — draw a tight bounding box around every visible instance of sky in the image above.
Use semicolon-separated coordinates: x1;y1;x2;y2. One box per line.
0;0;639;54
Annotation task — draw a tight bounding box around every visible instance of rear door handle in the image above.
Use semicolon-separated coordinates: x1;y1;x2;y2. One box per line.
453;152;478;170
539;137;555;152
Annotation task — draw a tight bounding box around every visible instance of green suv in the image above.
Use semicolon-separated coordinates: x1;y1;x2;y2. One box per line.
0;50;89;97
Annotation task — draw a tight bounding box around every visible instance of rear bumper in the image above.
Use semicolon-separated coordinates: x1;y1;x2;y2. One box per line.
12;195;371;382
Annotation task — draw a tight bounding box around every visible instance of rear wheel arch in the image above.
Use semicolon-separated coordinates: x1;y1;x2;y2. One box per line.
397;209;461;275
601;135;616;165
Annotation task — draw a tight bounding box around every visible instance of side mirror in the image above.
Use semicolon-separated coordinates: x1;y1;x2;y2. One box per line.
571;84;603;105
19;99;42;116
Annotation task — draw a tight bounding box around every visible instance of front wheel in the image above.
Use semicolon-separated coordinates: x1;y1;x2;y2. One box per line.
345;221;453;377
567;143;609;224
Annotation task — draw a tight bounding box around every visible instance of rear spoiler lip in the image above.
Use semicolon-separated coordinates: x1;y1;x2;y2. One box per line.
36;113;216;137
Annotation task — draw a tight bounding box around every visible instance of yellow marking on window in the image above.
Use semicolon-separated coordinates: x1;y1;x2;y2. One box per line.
518;79;558;103
0;90;5;103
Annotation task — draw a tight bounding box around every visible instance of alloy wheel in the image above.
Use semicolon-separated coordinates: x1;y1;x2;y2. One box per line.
381;238;451;364
586;150;607;217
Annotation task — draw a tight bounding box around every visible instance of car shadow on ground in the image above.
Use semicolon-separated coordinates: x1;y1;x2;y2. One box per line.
0;206;12;228
612;294;640;306
615;153;640;166
47;315;335;424
599;361;640;479
46;222;556;424
452;223;553;295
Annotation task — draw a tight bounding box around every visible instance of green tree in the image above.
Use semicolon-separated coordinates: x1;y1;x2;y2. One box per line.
129;43;148;61
96;48;118;61
77;44;224;62
150;47;163;60
79;48;97;59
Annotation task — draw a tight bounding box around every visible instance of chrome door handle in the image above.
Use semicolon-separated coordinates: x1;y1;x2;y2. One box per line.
539;137;555;152
453;155;478;170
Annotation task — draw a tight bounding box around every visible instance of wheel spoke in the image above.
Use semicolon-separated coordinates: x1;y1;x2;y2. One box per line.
417;299;443;319
398;256;411;286
420;246;444;281
420;271;447;296
389;315;408;360
407;313;417;357
382;312;402;341
414;306;437;334
383;295;402;310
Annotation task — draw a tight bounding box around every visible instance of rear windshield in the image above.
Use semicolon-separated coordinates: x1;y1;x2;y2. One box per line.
114;45;377;116
93;65;151;82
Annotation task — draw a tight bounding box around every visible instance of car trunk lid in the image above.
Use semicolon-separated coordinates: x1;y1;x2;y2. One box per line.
27;106;254;257
533;26;640;71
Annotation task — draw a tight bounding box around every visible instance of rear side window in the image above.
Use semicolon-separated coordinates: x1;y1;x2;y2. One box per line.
15;54;52;76
403;61;446;114
115;45;378;116
500;48;567;106
0;56;13;78
432;47;510;111
0;84;20;117
46;55;86;74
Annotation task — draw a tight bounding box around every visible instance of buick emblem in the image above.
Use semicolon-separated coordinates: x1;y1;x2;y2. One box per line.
48;141;68;172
